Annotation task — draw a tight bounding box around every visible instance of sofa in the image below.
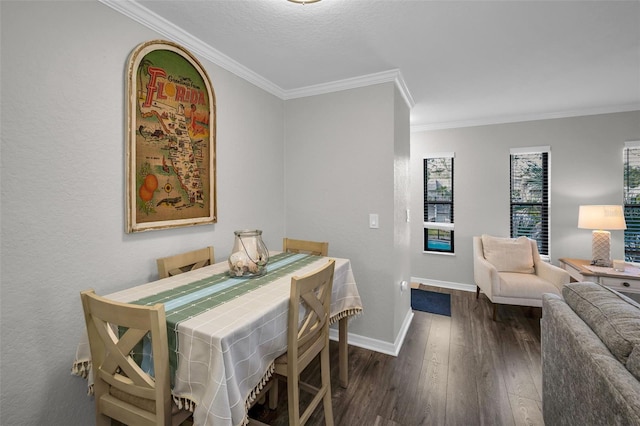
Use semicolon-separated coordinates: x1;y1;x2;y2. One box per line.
541;282;640;425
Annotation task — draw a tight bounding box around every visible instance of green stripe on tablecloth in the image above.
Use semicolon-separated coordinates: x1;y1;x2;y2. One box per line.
132;251;297;307
130;252;321;378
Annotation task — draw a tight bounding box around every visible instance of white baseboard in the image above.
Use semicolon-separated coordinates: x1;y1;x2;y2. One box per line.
327;278;472;356
411;276;476;293
329;308;414;357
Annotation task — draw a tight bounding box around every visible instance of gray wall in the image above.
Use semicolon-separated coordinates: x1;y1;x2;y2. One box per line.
2;1;637;425
284;83;412;345
410;111;640;289
1;2;285;424
392;85;412;340
1;2;411;424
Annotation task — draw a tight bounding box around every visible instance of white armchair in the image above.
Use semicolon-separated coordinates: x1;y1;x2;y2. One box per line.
473;235;570;320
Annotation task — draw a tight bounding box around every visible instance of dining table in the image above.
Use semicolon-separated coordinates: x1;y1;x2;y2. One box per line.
72;251;363;426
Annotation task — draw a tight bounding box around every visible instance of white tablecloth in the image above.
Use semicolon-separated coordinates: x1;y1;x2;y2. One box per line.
73;255;362;426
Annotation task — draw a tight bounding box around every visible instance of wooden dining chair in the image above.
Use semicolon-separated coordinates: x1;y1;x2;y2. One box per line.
156;246;215;278
282;238;329;257
272;259;336;426
80;289;192;426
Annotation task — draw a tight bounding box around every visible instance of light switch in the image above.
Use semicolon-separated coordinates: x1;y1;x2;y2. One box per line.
369;213;379;229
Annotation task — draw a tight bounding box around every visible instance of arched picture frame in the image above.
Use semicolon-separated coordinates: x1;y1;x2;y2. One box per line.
126;40;216;233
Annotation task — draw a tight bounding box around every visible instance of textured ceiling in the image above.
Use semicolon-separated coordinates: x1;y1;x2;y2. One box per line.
131;0;640;129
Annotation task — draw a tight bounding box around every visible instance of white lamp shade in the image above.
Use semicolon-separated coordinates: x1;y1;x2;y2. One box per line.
577;205;627;230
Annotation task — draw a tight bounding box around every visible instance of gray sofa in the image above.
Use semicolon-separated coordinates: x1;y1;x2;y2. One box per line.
541;282;640;425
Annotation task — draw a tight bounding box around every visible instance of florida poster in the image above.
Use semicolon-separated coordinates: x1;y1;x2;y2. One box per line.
126;40;216;233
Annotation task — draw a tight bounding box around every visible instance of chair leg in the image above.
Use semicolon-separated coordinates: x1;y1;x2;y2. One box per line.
476;286;480;299
268;377;279;410
288;373;300;426
96;414;111;426
320;346;334;426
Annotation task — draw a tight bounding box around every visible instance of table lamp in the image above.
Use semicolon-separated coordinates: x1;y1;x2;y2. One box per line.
578;205;627;267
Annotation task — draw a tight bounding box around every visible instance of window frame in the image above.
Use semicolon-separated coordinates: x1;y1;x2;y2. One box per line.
623;141;640;263
423;153;455;254
509;146;550;259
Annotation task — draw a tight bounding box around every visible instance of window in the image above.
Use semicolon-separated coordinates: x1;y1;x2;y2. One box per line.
623;141;640;262
510;146;549;257
423;153;454;253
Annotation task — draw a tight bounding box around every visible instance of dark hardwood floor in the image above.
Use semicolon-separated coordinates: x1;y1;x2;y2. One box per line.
250;284;545;426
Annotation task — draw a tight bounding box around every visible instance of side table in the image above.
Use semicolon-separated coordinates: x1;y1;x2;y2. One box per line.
558;258;640;302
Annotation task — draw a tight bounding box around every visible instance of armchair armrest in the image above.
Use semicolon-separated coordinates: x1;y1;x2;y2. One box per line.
474;254;500;299
536;260;571;292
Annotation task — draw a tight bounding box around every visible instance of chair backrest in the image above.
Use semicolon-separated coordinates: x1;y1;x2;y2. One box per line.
156;246;215;278
80;289;172;426
475;235;541;273
283;238;329;257
288;259;335;370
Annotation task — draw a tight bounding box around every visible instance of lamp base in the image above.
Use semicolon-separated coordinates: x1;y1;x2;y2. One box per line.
592;230;611;267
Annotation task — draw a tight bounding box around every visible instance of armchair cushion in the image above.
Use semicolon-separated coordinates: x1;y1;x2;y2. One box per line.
481;234;535;274
498;272;562;299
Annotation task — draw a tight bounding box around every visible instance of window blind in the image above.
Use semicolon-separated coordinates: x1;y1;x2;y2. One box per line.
423;156;454;253
510;149;549;256
623;142;640;262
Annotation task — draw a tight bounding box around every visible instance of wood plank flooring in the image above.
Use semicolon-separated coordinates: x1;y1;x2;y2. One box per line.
249;285;545;426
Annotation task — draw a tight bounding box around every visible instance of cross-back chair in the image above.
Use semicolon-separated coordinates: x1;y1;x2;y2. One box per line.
282;238;329;257
80;289;192;426
271;259;336;426
156;246;215;279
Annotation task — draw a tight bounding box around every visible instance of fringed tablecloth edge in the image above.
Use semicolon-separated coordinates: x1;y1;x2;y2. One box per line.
71;359;94;396
330;307;363;325
71;359;91;379
172;394;197;412
241;361;276;426
72;358;198;412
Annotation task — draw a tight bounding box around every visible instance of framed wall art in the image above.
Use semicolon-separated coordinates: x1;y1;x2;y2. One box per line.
126;40;216;233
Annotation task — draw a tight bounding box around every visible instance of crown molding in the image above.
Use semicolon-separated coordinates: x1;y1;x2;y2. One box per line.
99;0;286;98
411;103;640;132
102;0;633;129
284;69;415;110
100;0;414;108
394;70;415;110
